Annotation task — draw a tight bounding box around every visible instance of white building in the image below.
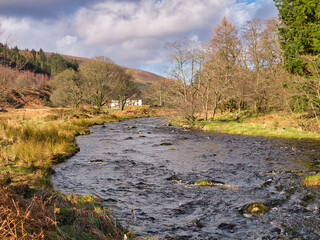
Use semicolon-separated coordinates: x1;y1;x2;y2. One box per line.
109;99;142;108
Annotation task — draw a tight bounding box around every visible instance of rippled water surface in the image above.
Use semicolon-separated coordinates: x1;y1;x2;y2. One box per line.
52;118;320;239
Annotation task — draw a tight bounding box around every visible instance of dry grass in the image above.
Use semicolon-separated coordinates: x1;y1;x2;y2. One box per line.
0;182;53;240
0;107;139;239
0;180;131;240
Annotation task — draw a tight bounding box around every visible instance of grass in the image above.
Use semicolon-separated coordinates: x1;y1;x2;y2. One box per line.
199;120;320;139
0;107;154;239
170;111;320;140
194;180;215;186
302;174;320;187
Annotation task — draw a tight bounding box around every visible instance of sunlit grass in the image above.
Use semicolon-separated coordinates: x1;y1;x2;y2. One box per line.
170;111;320;139
303;174;320;187
0;108;135;187
194;180;215;186
0;107;140;239
198;120;320;139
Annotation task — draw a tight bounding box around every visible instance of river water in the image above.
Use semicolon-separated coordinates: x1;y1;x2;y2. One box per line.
52;118;320;239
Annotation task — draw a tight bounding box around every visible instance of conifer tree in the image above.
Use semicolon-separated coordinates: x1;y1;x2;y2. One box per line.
274;0;320;74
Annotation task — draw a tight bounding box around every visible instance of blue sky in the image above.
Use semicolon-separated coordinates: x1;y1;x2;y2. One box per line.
0;0;278;75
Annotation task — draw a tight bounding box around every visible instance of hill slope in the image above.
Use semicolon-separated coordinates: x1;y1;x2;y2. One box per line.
54;53;165;84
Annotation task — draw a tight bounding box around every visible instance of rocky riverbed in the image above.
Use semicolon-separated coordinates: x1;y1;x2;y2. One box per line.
52;117;320;239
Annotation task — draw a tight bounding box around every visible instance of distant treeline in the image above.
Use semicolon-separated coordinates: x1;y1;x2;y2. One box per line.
0;44;82;108
0;43;78;76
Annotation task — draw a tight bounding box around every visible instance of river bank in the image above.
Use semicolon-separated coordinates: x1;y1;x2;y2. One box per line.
0;107;153;239
170;111;320;140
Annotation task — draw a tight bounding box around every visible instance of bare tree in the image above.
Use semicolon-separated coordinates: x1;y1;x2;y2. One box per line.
242;18;267;112
166;39;204;123
142;78;181;108
205;17;241;119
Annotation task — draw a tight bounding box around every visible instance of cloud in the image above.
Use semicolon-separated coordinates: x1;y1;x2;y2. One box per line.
228;0;278;27
0;0;279;75
75;0;233;45
72;0;236;69
0;0;103;19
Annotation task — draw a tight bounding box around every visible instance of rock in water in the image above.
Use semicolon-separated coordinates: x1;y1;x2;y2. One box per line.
240;202;269;215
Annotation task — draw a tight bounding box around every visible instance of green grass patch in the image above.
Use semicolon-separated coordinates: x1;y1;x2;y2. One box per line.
194;180;215;186
198;120;320;139
169;111;320;139
0;165;32;173
303;174;320;187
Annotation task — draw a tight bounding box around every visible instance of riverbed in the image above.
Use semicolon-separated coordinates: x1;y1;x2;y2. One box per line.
52;118;320;239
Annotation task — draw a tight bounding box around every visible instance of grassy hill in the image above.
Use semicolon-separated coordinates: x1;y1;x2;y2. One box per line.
52;53;165;85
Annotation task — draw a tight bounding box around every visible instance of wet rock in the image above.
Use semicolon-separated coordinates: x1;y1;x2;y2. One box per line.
125;137;133;140
271;227;282;234
139;135;146;138
166;175;181;181
240;202;269;215
160;142;172;146
217;223;236;232
89;159;104;163
128;126;137;129
302;194;316;203
166;123;173;127
261;179;274;187
192;218;204;228
138;131;143;134
0;108;8;112
124;149;136;153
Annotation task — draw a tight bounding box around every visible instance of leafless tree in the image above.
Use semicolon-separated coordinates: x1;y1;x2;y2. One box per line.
166;39;205;123
205;17;241;119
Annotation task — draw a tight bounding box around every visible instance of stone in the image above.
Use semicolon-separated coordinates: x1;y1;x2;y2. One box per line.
240;202;269;215
160;142;172;146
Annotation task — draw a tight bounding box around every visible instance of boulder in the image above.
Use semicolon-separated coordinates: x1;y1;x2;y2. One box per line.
240;202;269;215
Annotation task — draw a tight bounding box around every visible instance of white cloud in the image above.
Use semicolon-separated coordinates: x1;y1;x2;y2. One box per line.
0;0;278;75
75;0;234;45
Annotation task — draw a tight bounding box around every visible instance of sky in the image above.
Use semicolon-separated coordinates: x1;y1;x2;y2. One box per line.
0;0;278;76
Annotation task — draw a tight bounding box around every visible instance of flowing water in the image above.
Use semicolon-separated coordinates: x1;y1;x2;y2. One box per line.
52;118;320;239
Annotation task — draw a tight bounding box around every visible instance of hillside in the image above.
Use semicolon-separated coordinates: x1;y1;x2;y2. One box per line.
0;47;165;108
53;53;165;85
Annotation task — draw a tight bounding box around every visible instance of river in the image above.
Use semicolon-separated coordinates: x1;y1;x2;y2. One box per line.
52;117;320;239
